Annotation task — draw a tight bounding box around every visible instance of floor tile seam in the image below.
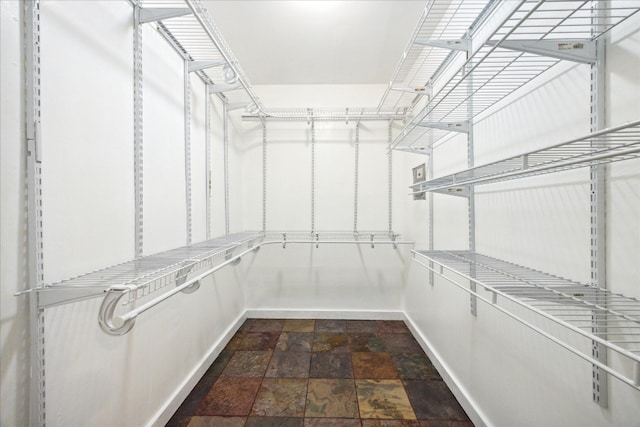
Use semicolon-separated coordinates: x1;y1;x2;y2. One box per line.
244;343;277;422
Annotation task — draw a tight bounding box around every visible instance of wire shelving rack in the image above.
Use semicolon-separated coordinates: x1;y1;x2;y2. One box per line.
412;250;640;391
410;120;640;195
27;232;263;309
386;0;640;152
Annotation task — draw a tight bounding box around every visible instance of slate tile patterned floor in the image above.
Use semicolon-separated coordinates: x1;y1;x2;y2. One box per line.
167;319;473;427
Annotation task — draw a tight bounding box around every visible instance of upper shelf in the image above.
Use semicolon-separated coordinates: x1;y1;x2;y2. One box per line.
139;0;264;111
411;119;640;196
386;0;640;152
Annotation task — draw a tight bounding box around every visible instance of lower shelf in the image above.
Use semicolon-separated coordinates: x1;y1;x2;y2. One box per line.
412;250;640;392
34;232;264;309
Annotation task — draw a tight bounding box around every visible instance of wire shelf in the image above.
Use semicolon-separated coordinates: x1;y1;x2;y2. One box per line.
411;120;640;194
413;250;640;391
378;0;493;111
139;0;263;110
388;0;640;152
40;232;263;308
35;231;411;310
262;230;403;242
242;108;407;123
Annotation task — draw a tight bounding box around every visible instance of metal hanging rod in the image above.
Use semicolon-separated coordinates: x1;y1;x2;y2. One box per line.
16;231;412;323
94;230;412;335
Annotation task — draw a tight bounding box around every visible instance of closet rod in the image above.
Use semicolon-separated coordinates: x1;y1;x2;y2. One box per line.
98;237;414;335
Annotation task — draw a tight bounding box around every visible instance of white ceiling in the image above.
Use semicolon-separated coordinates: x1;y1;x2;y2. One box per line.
202;1;428;85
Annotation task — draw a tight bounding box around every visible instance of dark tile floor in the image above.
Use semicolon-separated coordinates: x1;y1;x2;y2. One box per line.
167;319;473;427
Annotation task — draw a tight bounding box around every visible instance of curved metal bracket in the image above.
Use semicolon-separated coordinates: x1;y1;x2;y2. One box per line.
176;263;200;294
98;285;137;336
225;249;241;266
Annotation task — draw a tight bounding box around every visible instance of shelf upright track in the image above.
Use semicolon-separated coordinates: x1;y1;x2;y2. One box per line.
223;99;229;235
205;83;211;239
354;122;360;233
466;32;478;316
590;0;609;407
388;120;393;234
262;118;267;232
311;114;316;235
184;58;193;245
133;1;144;259
25;2;46;424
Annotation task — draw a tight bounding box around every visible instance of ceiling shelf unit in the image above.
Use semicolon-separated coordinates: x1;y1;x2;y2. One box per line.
410;119;640;197
386;0;640;153
139;0;264;111
412;250;640;392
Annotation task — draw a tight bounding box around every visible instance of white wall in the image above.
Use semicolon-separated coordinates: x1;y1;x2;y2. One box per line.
403;13;640;427
0;1;247;426
4;1;638;426
1;2;30;426
233;85;413;316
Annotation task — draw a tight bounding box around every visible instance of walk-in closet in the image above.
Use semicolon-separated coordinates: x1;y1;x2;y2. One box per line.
1;1;639;426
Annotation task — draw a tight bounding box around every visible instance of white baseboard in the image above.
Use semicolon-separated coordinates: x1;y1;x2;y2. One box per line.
244;309;404;321
403;312;491;427
149;311;248;427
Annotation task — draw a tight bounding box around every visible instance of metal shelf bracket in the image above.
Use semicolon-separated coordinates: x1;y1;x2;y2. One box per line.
418;121;469;133
139;7;191;24
415;38;469;51
208;84;240;94
486;39;597;64
189;60;225;73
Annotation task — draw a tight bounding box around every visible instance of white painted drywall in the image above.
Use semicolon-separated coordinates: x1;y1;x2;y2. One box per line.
8;2;249;426
404;12;640;427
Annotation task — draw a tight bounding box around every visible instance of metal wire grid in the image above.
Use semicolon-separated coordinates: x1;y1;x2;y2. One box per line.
390;0;640;151
411;120;640;193
495;0;640;40
140;0;262;109
413;250;640;389
261;231;401;243
43;232;263;305
243;108;407;122
378;0;493;111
